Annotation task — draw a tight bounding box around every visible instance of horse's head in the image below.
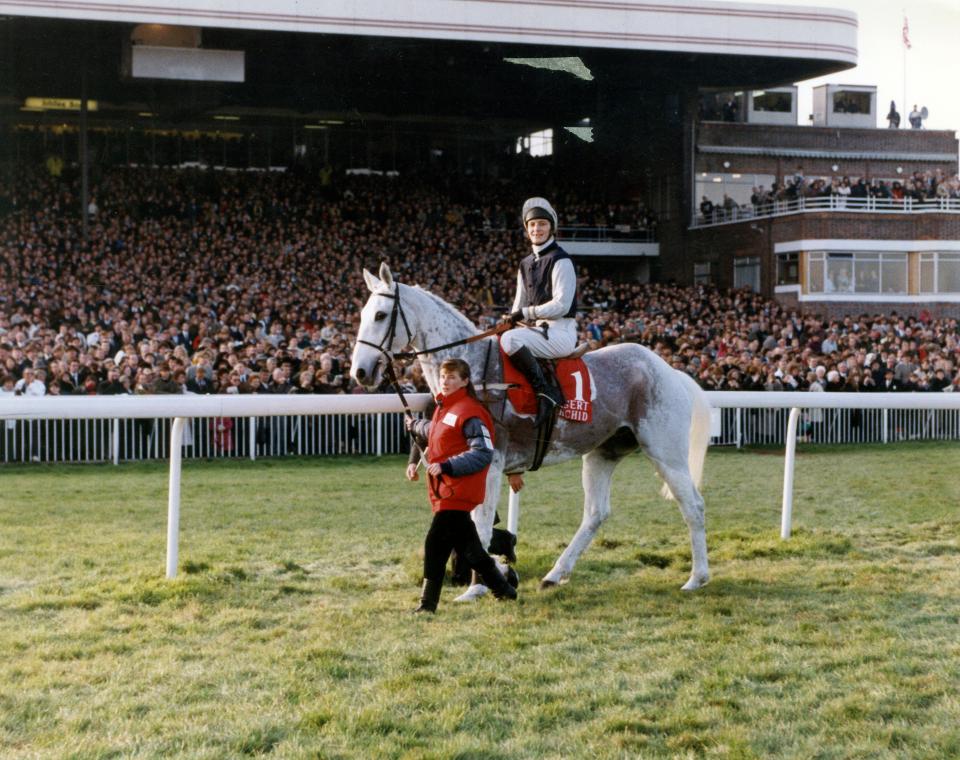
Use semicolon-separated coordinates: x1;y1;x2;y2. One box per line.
350;262;411;388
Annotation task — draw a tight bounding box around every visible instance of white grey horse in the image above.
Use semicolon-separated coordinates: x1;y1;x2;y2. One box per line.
350;263;712;595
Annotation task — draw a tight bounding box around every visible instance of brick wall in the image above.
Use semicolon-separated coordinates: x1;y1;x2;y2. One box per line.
695;123;959;179
698;122;958;154
687;212;960;315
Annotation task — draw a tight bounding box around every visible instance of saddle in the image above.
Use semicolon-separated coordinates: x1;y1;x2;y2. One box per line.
501;345;593;424
500;344;593;470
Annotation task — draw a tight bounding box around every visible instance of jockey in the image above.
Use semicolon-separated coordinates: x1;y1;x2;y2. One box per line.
500;197;578;426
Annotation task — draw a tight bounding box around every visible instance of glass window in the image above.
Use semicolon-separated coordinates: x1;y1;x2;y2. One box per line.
734;257;760;292
777;253;799;285
832;90;871;114
937;253;960;293
808;252;824;293
880;253;907;293
826;254;854;293
516;128;553;157
809;251;907;294
693;262;711;285
854;255;880;293
694;173;775;218
752;90;792;113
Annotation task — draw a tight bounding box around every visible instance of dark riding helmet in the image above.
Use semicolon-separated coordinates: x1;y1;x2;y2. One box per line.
521;197;558;231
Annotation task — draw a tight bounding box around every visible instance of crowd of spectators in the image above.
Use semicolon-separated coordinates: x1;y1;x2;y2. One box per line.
700;167;960;224
2;164;959;404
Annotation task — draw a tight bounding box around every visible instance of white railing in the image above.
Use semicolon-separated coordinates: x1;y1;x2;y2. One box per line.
693;194;960;228
0;394;431;579
5;391;960;578
707;391;960;540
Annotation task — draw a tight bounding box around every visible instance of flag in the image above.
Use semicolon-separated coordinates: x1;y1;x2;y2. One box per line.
902;16;911;49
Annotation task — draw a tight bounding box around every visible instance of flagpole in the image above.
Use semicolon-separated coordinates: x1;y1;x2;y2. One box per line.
902;11;908;127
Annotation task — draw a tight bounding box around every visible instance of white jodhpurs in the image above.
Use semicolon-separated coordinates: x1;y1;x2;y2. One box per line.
500;319;577;359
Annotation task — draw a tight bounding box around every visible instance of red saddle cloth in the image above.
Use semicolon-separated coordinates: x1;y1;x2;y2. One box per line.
501;349;593;423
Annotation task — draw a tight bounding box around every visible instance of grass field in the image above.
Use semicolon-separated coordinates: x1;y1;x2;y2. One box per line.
2;443;960;759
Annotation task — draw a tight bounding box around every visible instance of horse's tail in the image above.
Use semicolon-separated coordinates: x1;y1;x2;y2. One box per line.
660;371;712;500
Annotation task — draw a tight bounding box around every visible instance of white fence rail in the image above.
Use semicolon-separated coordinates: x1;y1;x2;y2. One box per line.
5;394;960;464
4;392;960;577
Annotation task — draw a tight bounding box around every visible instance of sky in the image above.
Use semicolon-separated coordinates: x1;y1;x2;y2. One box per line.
737;0;960;133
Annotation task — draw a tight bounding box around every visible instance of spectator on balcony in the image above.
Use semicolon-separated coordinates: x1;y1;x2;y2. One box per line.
887;101;901;128
699;196;714;222
722;97;739;122
908;105;923;129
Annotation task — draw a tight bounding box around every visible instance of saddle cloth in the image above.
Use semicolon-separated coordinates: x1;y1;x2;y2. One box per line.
501;350;593;423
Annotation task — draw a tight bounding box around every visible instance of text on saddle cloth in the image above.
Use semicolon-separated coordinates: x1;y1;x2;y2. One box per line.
500;350;593;423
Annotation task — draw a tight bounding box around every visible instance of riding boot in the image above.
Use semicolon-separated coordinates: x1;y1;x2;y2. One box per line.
414;578;442;613
509;345;563;426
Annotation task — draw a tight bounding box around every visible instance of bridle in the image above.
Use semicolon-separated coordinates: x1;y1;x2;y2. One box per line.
355;283;506;417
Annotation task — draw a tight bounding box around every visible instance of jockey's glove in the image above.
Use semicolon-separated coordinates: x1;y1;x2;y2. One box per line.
503;310;524;325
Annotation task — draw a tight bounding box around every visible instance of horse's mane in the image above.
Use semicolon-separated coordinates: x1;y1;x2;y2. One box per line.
407;283;480;336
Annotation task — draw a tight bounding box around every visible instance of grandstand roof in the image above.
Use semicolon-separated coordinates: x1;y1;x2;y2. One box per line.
0;2;856;133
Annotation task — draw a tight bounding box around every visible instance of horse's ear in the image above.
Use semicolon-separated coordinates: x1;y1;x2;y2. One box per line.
362;268;381;293
379;261;394;289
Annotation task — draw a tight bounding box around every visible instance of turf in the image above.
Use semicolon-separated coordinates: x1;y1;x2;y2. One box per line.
1;443;959;759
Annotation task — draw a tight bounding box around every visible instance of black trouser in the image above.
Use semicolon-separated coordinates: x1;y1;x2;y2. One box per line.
423;510;504;589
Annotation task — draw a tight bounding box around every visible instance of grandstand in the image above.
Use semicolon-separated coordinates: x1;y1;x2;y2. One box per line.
3;0;959;418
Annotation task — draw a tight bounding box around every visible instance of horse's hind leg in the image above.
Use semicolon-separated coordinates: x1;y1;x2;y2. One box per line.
648;456;710;591
540;449;619;589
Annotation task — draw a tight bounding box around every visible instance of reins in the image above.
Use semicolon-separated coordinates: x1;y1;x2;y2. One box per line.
358;283;508;426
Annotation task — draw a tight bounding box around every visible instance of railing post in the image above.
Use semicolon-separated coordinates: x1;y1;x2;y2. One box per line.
111;418;120;465
249;416;257;461
882;409;888;444
735;408;743;449
166;417;185;579
507;487;520;535
376;413;383;456
781;407;802;539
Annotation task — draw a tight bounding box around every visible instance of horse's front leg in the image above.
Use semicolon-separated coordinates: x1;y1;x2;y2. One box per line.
454;456;504;603
540;450;618;589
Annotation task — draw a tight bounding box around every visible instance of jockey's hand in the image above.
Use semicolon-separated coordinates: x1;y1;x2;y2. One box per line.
427;462;443;477
405;463;419;481
404;415;416;432
501;310;523;326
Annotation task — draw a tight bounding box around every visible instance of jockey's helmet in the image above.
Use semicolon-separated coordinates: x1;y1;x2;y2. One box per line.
521;197;558;232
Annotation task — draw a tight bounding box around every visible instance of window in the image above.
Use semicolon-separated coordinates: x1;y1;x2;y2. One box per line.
752;90;792;113
734;257;760;292
694;173;775;219
693;262;711;285
777;253;799;285
832;90;871;115
920;252;960;293
825;253;854;293
515;128;553;157
808;252;907;294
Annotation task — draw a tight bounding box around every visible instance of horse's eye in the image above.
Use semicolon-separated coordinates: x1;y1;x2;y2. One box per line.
374;311;387;322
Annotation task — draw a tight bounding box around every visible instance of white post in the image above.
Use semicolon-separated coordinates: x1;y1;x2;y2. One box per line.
166;417;185;579
781;407;801;539
507;488;520;535
249;416;257;461
376;413;383;457
882;409;889;444
111;418;120;465
735;408;743;449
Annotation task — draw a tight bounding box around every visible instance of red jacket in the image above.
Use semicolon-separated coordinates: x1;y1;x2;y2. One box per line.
426;388;494;513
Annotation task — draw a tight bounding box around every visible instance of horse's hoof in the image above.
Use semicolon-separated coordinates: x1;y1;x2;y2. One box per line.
454;584;488;602
681;575;710;591
538;579;558;591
